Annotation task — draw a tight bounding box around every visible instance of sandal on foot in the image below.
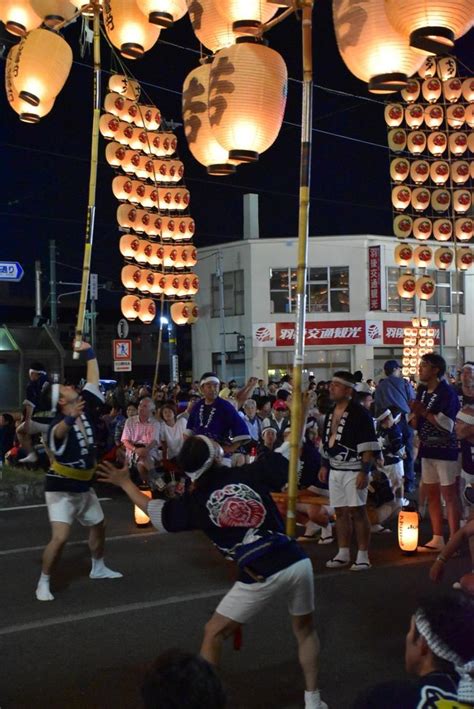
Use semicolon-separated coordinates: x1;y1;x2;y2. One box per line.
326;557;350;569
318;535;334;545
350;561;372;571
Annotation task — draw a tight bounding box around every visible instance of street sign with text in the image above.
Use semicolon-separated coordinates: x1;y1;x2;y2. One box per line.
0;262;24;282
113;339;132;360
117;318;129;339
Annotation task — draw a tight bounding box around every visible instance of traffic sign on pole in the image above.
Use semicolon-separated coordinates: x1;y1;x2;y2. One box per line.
0;262;24;282
90;273;98;300
117;318;129;339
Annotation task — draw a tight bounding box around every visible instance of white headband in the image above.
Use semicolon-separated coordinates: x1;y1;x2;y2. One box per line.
185;435;216;481
376;409;391;422
29;369;46;376
415;609;474;705
200;376;220;386
462;365;474;372
51;383;60;410
332;376;356;389
456;411;474;426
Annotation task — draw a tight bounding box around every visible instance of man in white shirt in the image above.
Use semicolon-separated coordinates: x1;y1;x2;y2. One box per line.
121;397;162;484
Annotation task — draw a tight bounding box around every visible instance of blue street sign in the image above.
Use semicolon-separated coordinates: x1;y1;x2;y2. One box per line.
0;262;24;282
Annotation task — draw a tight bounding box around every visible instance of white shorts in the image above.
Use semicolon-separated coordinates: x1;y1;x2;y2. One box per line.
18;420;49;435
329;468;368;508
216;558;314;624
421;458;460;486
45;490;104;527
383;462;404;491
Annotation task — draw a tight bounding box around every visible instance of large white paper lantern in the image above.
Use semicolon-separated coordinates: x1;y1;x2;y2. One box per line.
407;131;426;155
103;0;161;59
431;189;451;213
186;0;236;52
412;187;430;211
121;265;143;290
5;44;55;122
31;0;76;27
1;0;42;36
427;132;447;156
120;234;141;259
395;243;413;266
414;245;433;267
422;77;442;103
136;0;187;28
216;0;278;35
433;218;453;241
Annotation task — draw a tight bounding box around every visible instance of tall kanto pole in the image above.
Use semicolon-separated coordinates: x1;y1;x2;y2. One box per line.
286;1;314;537
73;2;101;358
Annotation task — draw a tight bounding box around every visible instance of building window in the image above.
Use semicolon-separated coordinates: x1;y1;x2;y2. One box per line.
386;267;465;314
270;266;349;314
211;269;245;317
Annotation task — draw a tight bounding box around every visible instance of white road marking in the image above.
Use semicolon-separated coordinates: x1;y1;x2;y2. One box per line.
0;530;158;557
0;588;228;636
0;498;111;512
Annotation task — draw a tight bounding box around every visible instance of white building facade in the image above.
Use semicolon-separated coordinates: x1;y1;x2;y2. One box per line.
191;233;473;384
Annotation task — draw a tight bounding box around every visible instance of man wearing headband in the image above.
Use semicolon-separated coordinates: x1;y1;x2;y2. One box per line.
35;342;122;602
460;362;474;406
185;372;251;466
318;371;380;571
410;353;460;553
97;400;328;709
17;362;52;464
354;592;474;708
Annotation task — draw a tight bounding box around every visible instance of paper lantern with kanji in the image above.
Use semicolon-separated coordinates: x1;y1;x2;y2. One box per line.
432;189;451;213
412;188;430;212
385;0;474;54
395;244;413;266
455;218;473;242
424;104;444;129
187;0;236;52
103;0;161;59
121;294;141;320
138;298;156;324
1;0;42;36
453;190;471;214
430;160;449;185
136;269;155;294
462;78;474;102
31;0;76;27
421;77;442;103
427;132;447;156
433;218;453;241
397;273;416;298
413;217;432;241
392;186;411;211
387;129;407;153
434;247;454;270
401;79;420;103
208;40;287;163
405;104;424;129
457;248;474;271
443;77;463;103
121;265;143;290
449;132;468;156
410;160;429;185
5;44;55;122
136;0;187;28
446;105;465;129
12;29;73;107
397;509;418;553
407;131;426;155
117;204;138;230
384;103;404;127
108;74;141;100
390;158;409;183
414;246;432;267
120;234;141;259
437;56;457;81
418;56;437;79
332;0;424;93
393;215;413;239
416;276;436;300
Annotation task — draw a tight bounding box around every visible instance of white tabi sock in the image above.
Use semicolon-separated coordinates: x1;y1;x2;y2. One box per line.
90;557;123;579
36;572;54;602
334;547;350;562
356;549;369;564
305;689;328;709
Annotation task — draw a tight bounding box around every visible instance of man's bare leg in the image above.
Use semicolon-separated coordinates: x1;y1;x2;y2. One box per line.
36;521;71;601
88;520;123;579
441;482;460;538
200;611;241;666
292;614;327;708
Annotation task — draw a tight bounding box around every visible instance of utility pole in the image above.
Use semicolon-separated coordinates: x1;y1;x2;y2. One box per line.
49;240;57;329
216;250;227;382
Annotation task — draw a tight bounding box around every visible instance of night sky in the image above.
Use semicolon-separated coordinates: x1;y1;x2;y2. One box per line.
1;3;473;312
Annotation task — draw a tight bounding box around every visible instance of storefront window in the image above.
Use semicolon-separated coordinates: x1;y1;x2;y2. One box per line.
267;349;351;382
271;266;349;314
386;267;464;314
386;267;415;313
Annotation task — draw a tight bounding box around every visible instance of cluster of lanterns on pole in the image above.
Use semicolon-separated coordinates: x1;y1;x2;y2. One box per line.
385;55;474;303
402;316;436;378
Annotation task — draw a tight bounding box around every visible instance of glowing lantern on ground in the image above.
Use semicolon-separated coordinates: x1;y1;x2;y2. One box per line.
447;105;465;129
395;244;413;266
393;216;413;240
121;294;141;320
390;158;409;183
457;248;474;271
462;78;474;103
1;0;42;36
392;186;411;211
413;218;432;240
117;204;138;230
208;40;287;163
412;188;430;212
12;29;72;107
112;176;134;200
138;298;156;324
424;105;444;129
385;0;473;54
187;0;236;52
434;247;453;270
407;131;426;155
121;265;142;290
120;234;141;259
414;246;432;267
433;218;453;242
136;0;187;28
332;0;424;93
401;79;420;103
427;132;447;156
455;219;473;241
103;0;161;59
405;104;424;129
108;74;141;100
431;189;451;213
31;1;76;27
134;489;152;526
410;160;429;184
430;161;449;185
137;270;155;294
416;276;436;300
388;129;407;153
397;509;418;553
384;103;404;127
397;273;416;298
5;44;55;122
449;132;467;156
422;78;442;103
453;190;471;214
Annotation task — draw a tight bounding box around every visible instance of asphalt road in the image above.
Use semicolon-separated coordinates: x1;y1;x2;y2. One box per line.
0;487;469;709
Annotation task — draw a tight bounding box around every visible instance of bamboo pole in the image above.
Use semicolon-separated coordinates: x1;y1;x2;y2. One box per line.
152;293;166;393
286;1;314;537
73;2;101;358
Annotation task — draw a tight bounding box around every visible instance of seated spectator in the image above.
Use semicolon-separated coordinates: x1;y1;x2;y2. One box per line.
160;402;187;469
238;399;262;444
142;649;226;709
353;593;474;708
258;425;277;454
0;413;16;462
